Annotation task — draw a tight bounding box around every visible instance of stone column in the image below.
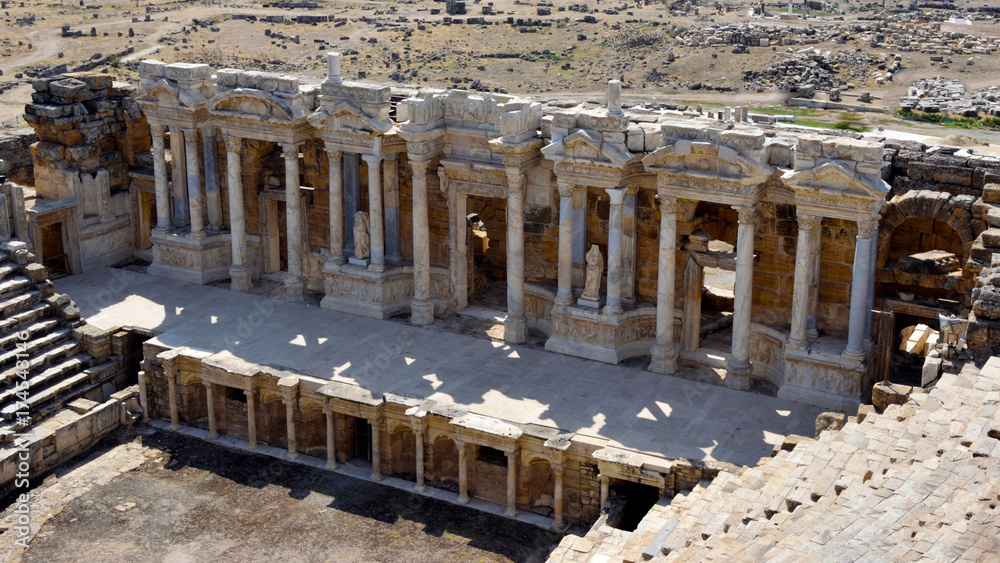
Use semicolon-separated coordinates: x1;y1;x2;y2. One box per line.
865;226;879;343
414;428;426;492
151;124;171;230
204;381;217;440
556;183;574;306
324;409;338;469
505;171;527;343
169;126;189;226
362;154;386;272
845;216;877;359
552;461;565;530
167;371;179;430
182;129;205;238
225;136;252;291
283;399;297;459
789;213;817;348
370;417;383;481
457;440;469;504
622;189;638;307
137;371;150;422
604;187;627;315
599;474;609;508
504;449;518;517
281;143;306;301
726;205;756;390
681;257;703;352
384;154;401;263
410;159;434;325
202;127;222;233
650;196;678;373
325;148;346;266
245;389;257;449
807;221;823;339
572;187;587;288
344;153;361;255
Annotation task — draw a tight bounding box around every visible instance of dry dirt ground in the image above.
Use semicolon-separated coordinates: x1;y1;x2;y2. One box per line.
0;428;562;562
1;0;999;137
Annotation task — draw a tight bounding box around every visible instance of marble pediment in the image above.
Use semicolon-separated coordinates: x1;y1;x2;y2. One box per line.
207;88;307;125
308;100;392;136
542;128;632;168
642;139;772;182
782;159;889;201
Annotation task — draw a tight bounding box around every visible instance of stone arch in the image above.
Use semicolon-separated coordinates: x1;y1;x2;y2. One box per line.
428;435;460;492
388;426;416;481
520;457;555;517
294;402;327;459
877;190;976;269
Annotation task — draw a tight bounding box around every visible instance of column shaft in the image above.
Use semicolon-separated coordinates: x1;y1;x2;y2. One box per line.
726;206;756;390
600;475;609;508
326;149;345;264
169;127;189;225
504;450;518;517
556;185;574;306
650;196;678;373
605;188;626;314
137;371;150;422
865;227;879;342
324;409;338;469
457;440;469;503
151;125;171;230
411;159;433;325
183;129;205;238
245;389;257;449
370;418;382;481
282;143;306;301
167;371;179;429
344;153;361;255
363;155;385;271
552;464;565;530
225;136;251;291
681;257;704;352
789;213;817;347
846;218;876;357
505;172;526;343
384;156;401;262
414;430;426;492
205;382;217;440
284;400;297;458
202;128;222;232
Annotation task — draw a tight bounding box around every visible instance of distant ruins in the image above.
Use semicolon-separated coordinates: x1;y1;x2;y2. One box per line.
3;54;1000;557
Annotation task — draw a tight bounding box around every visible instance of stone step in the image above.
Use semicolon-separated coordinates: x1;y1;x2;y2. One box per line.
0;354;89;412
0;277;31;301
0;262;21;283
0;371;91;424
0;328;72;372
0;340;83;383
0;291;40;318
0;318;60;352
0;302;51;340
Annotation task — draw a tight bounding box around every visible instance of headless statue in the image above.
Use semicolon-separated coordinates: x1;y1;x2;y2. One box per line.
581;244;604;302
353;211;371;260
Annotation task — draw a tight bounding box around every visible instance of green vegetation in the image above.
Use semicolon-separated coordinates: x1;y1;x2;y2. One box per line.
895;108;1000;131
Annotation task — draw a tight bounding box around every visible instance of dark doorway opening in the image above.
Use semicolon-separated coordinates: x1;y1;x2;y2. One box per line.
354;417;372;462
607;481;661;532
40;222;69;278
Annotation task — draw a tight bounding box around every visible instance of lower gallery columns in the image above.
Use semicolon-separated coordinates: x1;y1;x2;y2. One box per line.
457;440;470;504
370;416;383;481
650;195;678;373
245;389;257;449
726;205;756;390
204;381;218;440
224;135;251;291
410;158;434;325
324;409;338;469
283;399;298;459
504;449;518;517
552;460;566;530
505;172;527;343
413;428;426;493
281;143;306;301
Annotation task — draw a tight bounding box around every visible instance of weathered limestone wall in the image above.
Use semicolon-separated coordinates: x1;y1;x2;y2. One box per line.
0;131;38;186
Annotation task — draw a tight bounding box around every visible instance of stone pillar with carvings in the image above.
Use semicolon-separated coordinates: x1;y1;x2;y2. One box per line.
151;124;171;230
182;128;205;238
726;205;756;390
789;213;817;348
204;381;217;440
457;440;469;503
650;195;678;373
245;389;257;449
505;171;527;343
845;215;877;359
604;187;627;315
283;398;298;459
362;154;386;272
326;148;346;267
411;159;434;325
324;409;338;469
169;126;189;226
225;136;252;291
556;182;574;306
202;127;222;233
504;449;518;517
281;143;306;301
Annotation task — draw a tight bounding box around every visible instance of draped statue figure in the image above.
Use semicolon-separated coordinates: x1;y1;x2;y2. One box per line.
581;244;604;302
353;211;371;260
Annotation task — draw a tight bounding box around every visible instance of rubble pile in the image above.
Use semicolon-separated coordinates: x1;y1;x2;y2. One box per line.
608;25;664;52
741;48;894;94
900;77;1000;117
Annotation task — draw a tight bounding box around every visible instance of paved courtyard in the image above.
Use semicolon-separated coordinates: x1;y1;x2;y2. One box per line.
59;268;825;468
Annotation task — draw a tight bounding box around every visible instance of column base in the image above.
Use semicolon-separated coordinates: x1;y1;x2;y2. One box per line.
457;495;470;505
840;348;865;367
414;484;427;494
504;315;527;344
554;293;574;307
648;343;678;374
411;299;434;326
187;231;207;240
286;451;299;460
368;262;386;274
550;520;569;533
371;473;383;482
284;275;307;302
724;359;753;390
247;442;258;450
324;255;347;271
603;305;622;317
229;265;252;292
504;509;517;518
208;431;219;441
325;461;339;470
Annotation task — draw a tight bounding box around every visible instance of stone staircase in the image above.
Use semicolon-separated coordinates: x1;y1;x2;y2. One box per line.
0;243;109;442
549;359;1000;562
967;183;1000;349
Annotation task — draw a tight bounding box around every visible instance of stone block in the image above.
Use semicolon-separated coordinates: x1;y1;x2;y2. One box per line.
872;381;911;411
815;412;847;438
165;62;212;80
48;78;89;101
22;263;48;284
31;141;65;161
625;123;644;153
216;68;239;88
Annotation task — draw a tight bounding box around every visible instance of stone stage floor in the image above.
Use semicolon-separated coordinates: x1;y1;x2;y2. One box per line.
59;267;825;468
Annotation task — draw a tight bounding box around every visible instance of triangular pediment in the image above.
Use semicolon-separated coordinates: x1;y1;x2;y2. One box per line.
207;89;298;124
542;129;631;168
642;141;771;180
783;160;889;199
135;79;180;108
308;101;392;135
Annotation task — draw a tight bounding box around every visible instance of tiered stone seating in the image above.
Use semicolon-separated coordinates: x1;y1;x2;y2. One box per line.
550;359;1000;562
